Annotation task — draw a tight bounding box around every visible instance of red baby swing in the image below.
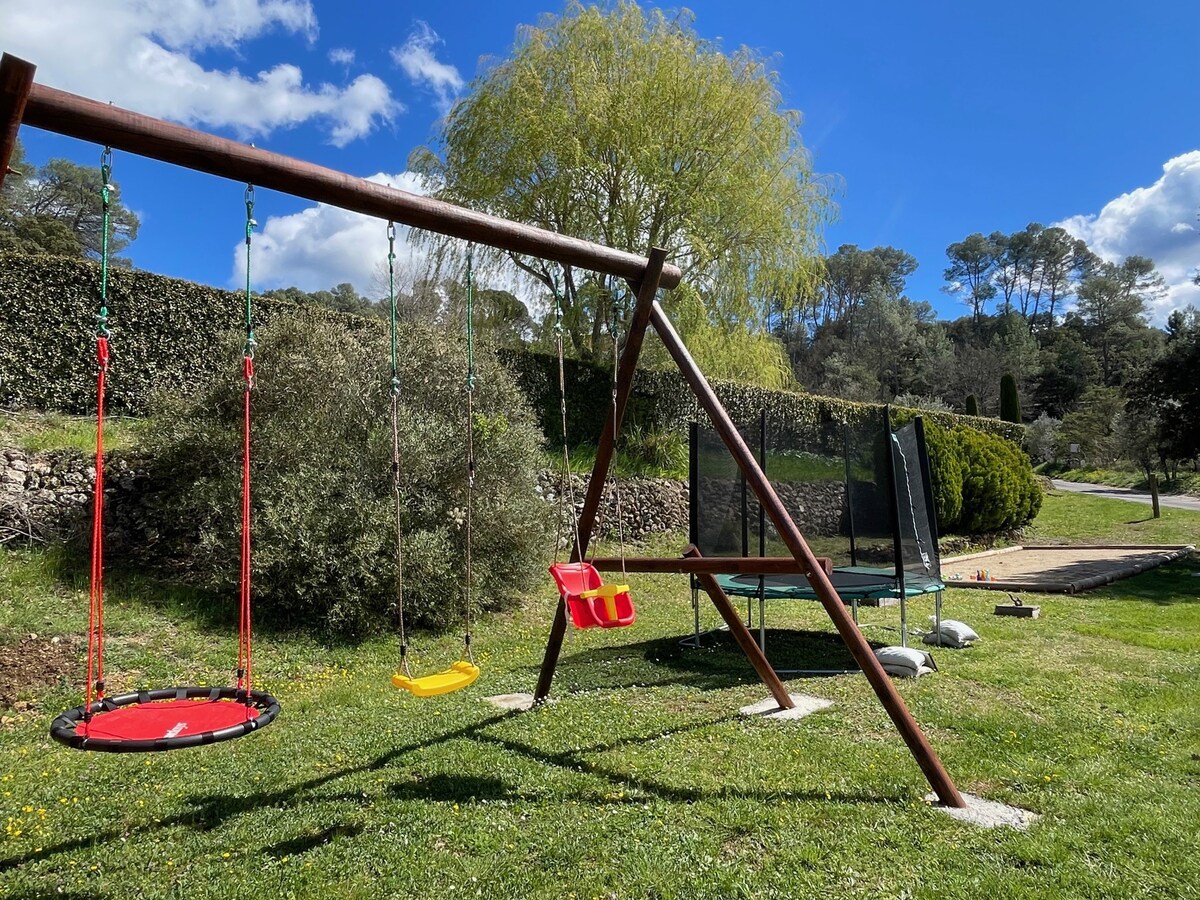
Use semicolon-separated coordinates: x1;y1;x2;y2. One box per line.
547;277;636;630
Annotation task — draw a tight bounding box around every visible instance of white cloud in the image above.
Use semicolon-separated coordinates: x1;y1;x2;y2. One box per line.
4;0;399;146
1055;151;1200;323
390;22;463;113
235;172;431;296
328;47;355;66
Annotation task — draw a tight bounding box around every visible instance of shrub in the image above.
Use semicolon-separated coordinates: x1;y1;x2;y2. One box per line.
922;423;964;532
953;426;1042;533
965;394;979;417
134;317;550;637
1024;413;1062;465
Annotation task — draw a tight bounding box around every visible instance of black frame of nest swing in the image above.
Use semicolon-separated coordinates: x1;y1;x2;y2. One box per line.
685;407;946;673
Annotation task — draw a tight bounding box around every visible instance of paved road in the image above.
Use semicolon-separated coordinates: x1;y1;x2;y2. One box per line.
1050;479;1200;512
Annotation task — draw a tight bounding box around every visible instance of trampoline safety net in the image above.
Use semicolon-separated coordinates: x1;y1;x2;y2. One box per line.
689;412;942;588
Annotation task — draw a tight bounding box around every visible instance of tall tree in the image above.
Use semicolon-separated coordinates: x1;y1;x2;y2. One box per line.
943;233;999;325
1032;225;1098;327
0;144;140;262
1128;305;1200;472
1074;255;1165;385
410;1;828;363
810;244;916;342
1033;326;1099;417
999;372;1021;423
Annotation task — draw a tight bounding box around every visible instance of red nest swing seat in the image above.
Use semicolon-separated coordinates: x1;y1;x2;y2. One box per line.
50;174;280;754
50;687;280;753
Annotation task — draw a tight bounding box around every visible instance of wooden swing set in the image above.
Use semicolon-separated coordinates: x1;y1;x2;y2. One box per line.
0;52;965;807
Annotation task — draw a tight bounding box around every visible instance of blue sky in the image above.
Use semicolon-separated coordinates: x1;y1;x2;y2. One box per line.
6;0;1200;323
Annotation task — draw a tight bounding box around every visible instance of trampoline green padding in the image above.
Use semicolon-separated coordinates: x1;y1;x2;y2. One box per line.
716;568;945;602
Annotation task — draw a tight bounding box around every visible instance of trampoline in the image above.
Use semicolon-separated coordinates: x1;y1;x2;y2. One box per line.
50;687;281;753
688;409;946;661
717;568;945;602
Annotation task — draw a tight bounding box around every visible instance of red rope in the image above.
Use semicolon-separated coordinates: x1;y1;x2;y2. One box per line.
238;355;254;700
85;337;109;713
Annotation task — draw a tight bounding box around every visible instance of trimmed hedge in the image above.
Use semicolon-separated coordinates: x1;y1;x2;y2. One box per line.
498;349;1025;450
0;252;379;413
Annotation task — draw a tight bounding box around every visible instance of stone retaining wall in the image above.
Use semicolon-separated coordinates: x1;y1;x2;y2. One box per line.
2;448;854;551
0;448;151;547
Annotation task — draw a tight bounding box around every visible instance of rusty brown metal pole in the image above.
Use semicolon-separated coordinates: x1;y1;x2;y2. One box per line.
649;300;966;808
533;248;668;703
0;55;34;189
684;547;794;709
10;64;682;289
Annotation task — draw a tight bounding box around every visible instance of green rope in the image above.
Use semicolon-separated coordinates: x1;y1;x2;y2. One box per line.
549;268;581;565
387;222;398;389
96;147;112;337
465;248;475;391
243;184;256;356
551;271;563;337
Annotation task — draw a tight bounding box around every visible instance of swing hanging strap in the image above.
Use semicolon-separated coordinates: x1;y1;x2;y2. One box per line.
84;146;114;716
463;245;476;664
386;221;411;679
551;271;582;564
237;184;257;697
389;242;480;697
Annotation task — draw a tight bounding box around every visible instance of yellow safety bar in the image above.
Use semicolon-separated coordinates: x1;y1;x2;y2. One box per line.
578;584;630;623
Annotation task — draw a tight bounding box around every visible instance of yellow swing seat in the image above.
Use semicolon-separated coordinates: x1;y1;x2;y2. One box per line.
391;660;480;698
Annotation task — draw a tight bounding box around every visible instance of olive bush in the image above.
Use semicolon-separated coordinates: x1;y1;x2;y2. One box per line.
135;317;550;636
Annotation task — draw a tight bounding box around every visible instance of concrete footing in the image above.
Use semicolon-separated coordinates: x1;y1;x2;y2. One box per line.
927;791;1038;830
739;693;833;721
484;692;537;711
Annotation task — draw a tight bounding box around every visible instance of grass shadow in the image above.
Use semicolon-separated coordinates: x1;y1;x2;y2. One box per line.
0;704;900;876
389;773;517;804
264;823;364;859
548;626;888;692
1091;562;1200;606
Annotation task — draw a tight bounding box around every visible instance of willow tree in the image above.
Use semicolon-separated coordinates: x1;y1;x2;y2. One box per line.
409;1;828;376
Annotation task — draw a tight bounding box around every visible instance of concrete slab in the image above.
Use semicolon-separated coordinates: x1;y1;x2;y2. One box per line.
484;692;537;711
926;791;1038;830
739;693;833;720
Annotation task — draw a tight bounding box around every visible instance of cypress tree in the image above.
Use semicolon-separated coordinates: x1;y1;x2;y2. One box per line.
965;394;979;417
1000;373;1021;423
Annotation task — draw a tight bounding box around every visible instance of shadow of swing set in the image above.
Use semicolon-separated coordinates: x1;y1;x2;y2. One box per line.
0;51;965;809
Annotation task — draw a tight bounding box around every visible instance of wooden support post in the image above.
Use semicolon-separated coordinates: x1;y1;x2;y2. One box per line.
0;55;35;190
1149;474;1160;519
588;554;834;575
533;248;668;703
684;548;794;709
648;300;966;808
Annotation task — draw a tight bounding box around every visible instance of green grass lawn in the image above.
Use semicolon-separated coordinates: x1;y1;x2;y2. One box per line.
1029;489;1200;546
0;411;146;454
1043;464;1200;497
1;498;1199;898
